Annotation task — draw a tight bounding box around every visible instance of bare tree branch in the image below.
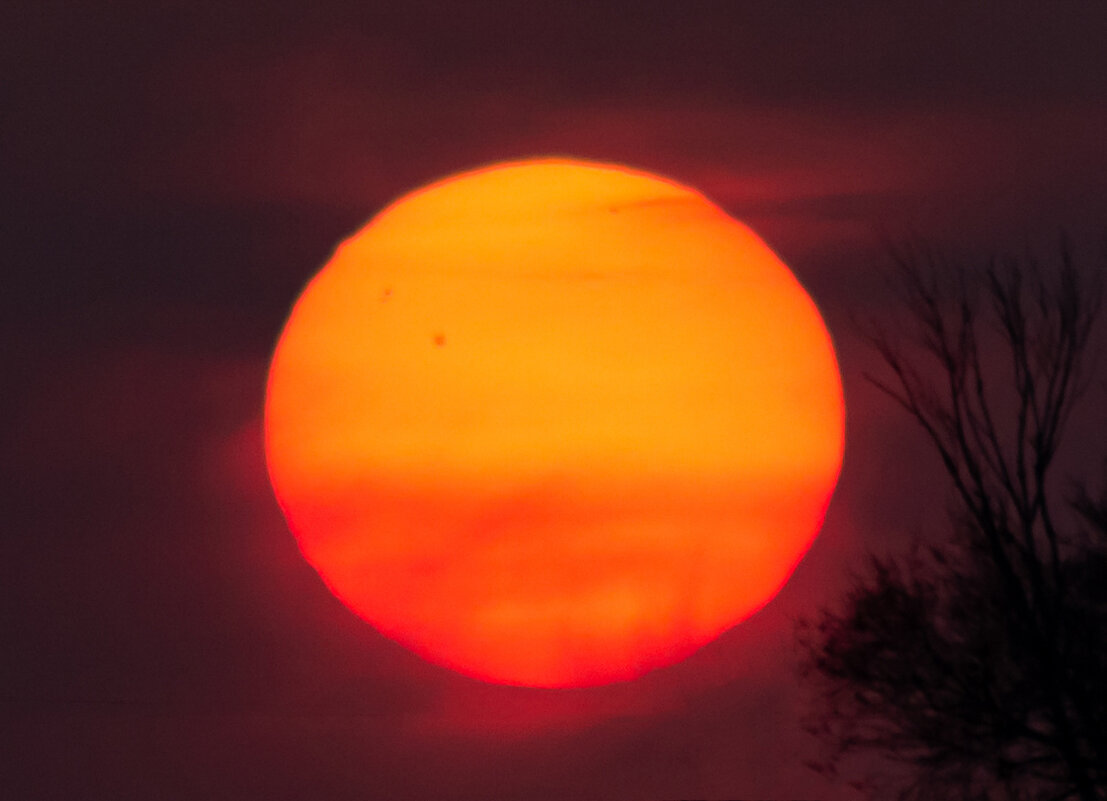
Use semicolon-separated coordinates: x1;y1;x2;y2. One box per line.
800;240;1107;801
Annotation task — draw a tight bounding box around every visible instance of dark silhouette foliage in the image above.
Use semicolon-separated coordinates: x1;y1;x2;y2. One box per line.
799;242;1107;801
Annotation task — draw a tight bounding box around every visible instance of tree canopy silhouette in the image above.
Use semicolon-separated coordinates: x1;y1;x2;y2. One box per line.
799;242;1107;801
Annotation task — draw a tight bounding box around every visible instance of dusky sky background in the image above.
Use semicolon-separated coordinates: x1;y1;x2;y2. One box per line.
4;2;1107;799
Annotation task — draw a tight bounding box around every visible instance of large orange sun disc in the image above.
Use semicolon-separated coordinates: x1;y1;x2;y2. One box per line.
265;158;844;687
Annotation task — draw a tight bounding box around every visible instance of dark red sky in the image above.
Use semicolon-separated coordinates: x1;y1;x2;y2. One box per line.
4;3;1107;799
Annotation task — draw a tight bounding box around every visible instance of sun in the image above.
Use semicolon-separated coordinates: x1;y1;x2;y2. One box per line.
264;158;844;687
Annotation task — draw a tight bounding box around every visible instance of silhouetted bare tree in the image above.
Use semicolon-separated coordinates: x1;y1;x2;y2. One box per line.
799;242;1107;801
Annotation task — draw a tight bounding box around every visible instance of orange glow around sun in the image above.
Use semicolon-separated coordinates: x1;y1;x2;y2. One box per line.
264;158;844;687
